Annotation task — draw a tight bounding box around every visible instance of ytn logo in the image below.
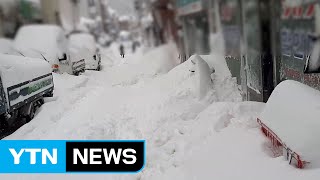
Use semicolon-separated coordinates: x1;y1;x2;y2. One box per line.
9;148;57;165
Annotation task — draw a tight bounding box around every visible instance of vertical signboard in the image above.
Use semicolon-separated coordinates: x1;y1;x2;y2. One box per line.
280;1;320;89
220;0;242;85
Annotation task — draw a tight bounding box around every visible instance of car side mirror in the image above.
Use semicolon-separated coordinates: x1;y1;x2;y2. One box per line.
93;55;96;60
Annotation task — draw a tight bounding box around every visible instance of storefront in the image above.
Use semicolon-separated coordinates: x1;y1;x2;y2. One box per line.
219;0;243;86
279;1;320;90
177;0;211;58
219;0;279;102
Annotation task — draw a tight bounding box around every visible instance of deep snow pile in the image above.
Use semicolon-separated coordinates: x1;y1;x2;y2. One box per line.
2;43;319;180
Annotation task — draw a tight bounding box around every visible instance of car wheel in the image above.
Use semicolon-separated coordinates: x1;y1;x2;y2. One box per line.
25;103;36;123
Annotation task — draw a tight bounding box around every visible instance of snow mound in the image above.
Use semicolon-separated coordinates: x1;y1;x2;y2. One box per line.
200;54;231;78
259;80;320;165
190;55;213;100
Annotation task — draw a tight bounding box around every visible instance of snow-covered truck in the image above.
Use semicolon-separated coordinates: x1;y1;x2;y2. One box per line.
0;54;54;129
13;25;85;75
69;33;101;71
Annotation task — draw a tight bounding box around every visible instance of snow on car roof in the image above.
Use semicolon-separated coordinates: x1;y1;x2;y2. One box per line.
13;25;66;61
69;33;96;53
259;80;320;162
0;54;51;89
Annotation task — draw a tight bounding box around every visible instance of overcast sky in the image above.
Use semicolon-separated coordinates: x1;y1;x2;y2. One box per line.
107;0;135;16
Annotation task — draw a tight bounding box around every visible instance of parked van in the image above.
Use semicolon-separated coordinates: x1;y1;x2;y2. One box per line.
13;25;85;75
69;33;101;71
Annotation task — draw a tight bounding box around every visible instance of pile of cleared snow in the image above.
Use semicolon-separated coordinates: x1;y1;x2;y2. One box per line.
189;55;213;100
259;80;320;166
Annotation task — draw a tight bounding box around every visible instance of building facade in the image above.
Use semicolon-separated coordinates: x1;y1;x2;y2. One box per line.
176;0;211;59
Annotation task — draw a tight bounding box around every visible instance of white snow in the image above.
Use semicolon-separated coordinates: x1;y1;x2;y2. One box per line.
190;55;213;99
1;42;320;180
259;80;320;166
0;38;13;54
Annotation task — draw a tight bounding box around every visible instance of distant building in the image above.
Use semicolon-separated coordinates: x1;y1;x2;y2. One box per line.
118;15;131;31
41;0;60;25
176;0;210;58
151;0;178;46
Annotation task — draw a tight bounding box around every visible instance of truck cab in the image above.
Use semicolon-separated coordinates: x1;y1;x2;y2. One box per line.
0;54;54;130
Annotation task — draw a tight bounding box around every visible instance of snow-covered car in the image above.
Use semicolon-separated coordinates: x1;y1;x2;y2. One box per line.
0;54;54;129
13;25;85;75
69;33;101;71
0;38;14;54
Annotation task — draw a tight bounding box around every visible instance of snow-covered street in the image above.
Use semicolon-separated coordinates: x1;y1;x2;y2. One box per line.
0;43;318;180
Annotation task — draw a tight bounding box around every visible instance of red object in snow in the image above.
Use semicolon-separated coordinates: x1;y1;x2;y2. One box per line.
257;118;309;169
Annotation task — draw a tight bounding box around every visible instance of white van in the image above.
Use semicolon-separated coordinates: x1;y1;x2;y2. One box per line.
13;25;85;75
69;33;101;71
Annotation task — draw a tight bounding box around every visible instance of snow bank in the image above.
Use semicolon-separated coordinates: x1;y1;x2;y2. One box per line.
189;55;213;99
200;54;231;78
0;54;52;89
259;80;320;165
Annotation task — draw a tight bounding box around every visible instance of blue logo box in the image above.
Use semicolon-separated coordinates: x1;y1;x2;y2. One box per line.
0;140;146;174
